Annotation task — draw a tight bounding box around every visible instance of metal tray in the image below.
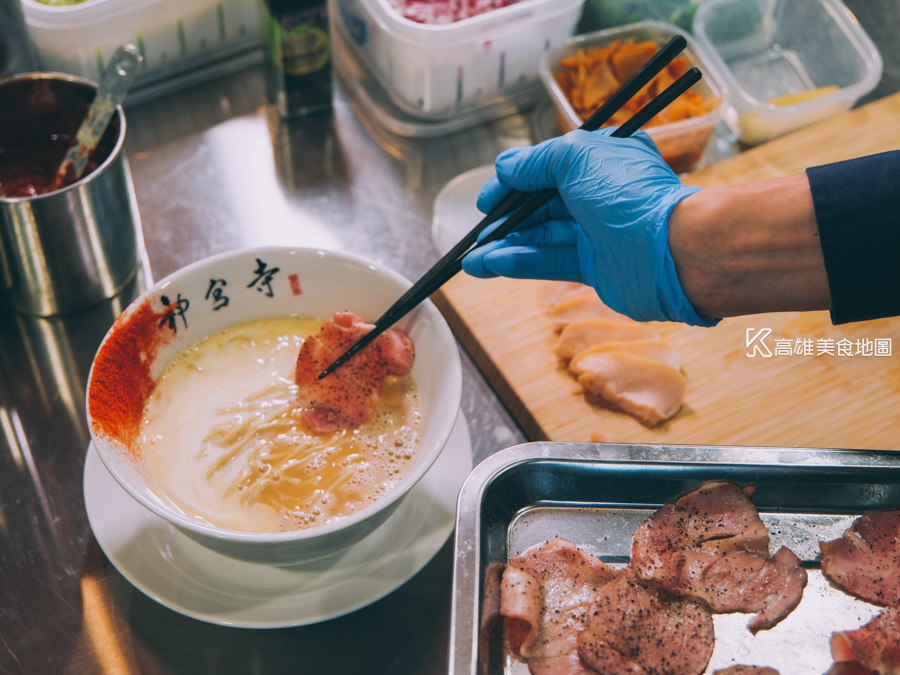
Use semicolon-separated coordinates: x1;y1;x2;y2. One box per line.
449;443;900;675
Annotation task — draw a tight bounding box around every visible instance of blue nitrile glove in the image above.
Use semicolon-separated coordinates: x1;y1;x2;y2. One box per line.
461;128;719;327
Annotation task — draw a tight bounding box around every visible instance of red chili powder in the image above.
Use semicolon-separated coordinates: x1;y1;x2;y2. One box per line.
88;297;172;455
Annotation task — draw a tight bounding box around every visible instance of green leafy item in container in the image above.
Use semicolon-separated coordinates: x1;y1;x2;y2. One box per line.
579;0;706;33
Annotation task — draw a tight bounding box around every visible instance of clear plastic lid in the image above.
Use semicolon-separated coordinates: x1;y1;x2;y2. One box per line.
692;0;882;144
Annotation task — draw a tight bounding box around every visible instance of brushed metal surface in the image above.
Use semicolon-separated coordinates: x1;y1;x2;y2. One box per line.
450;443;900;675
6;8;900;666
0;60;528;674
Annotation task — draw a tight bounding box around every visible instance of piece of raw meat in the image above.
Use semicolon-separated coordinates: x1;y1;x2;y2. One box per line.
831;606;900;675
294;312;414;433
544;281;597;308
631;481;807;632
821;511;900;607
576;570;714;675
549;295;634;332
553;320;660;363
542;283;687;427
501;539;618;675
569;340;682;373
574;352;685;426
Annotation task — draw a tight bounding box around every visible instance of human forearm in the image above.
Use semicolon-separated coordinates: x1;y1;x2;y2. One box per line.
668;173;832;318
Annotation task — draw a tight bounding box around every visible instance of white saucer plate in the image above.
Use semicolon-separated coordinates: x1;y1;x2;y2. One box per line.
84;413;472;628
431;165;495;256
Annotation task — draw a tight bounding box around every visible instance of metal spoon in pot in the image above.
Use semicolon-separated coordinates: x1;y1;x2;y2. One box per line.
49;44;143;192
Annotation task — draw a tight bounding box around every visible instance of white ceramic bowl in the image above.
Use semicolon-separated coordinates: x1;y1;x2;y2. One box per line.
85;247;462;566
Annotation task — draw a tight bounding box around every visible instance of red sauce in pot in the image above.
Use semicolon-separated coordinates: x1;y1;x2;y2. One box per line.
0;78;120;199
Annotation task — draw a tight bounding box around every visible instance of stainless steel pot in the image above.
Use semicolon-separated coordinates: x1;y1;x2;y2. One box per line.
0;72;142;316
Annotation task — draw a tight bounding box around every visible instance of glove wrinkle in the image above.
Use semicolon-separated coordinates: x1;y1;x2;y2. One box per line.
465;128;721;327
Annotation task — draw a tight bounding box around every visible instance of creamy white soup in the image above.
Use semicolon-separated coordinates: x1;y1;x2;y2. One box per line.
136;317;421;533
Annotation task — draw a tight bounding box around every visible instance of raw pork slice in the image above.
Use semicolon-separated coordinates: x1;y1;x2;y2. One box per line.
821;510;900;606
553;320;660;363
574;352;685;426
549;295;633;332
713;668;780;675
576;571;714;675
501;538;618;675
831;606;900;675
631;481;807;632
294;312;414;433
569;340;682;373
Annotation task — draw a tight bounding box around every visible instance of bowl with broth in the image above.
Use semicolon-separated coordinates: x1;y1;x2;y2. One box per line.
85;247;462;565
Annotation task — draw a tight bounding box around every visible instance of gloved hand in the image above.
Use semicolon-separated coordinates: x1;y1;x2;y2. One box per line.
461;128;719;327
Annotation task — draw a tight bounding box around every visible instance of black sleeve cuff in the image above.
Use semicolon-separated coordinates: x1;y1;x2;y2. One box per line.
807;150;900;324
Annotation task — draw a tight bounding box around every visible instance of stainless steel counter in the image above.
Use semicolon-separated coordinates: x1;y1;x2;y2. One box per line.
0;62;529;674
5;1;900;664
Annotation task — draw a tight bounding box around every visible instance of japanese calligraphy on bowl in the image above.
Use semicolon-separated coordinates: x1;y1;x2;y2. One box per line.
85;246;462;566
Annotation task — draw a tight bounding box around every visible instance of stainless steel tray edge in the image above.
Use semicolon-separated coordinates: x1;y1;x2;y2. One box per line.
448;441;900;675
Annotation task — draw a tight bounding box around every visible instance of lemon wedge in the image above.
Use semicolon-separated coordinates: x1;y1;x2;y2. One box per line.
767;85;840;106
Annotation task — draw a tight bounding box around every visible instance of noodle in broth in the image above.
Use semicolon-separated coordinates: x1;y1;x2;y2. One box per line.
137;317;421;533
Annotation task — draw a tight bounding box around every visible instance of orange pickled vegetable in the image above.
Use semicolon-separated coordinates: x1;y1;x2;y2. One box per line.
555;39;714;129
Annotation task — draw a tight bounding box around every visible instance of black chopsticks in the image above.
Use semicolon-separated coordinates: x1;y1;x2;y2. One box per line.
319;35;698;380
460;66;702;252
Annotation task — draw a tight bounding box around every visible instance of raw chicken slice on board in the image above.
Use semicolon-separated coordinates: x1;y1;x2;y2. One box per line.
569;340;683;374
554;320;660;363
575;352;686;426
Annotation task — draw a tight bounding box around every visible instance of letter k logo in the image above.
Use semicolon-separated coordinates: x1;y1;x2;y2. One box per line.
746;328;772;357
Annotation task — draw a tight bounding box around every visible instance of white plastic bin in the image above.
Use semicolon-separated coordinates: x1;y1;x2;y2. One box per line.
333;0;585;119
21;0;261;88
692;0;882;145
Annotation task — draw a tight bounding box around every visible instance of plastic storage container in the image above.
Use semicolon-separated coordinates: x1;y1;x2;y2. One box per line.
333;0;585;119
333;17;518;137
692;0;882;145
541;22;724;173
21;0;261;89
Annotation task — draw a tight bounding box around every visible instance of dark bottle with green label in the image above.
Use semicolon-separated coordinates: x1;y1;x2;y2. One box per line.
262;0;332;118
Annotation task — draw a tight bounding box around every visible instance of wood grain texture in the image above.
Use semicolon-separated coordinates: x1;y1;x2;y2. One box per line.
434;92;900;450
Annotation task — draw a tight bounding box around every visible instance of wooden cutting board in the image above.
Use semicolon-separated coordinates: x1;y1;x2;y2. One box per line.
434;92;900;450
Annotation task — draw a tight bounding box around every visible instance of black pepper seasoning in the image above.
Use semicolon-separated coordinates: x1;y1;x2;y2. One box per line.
262;0;333;118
